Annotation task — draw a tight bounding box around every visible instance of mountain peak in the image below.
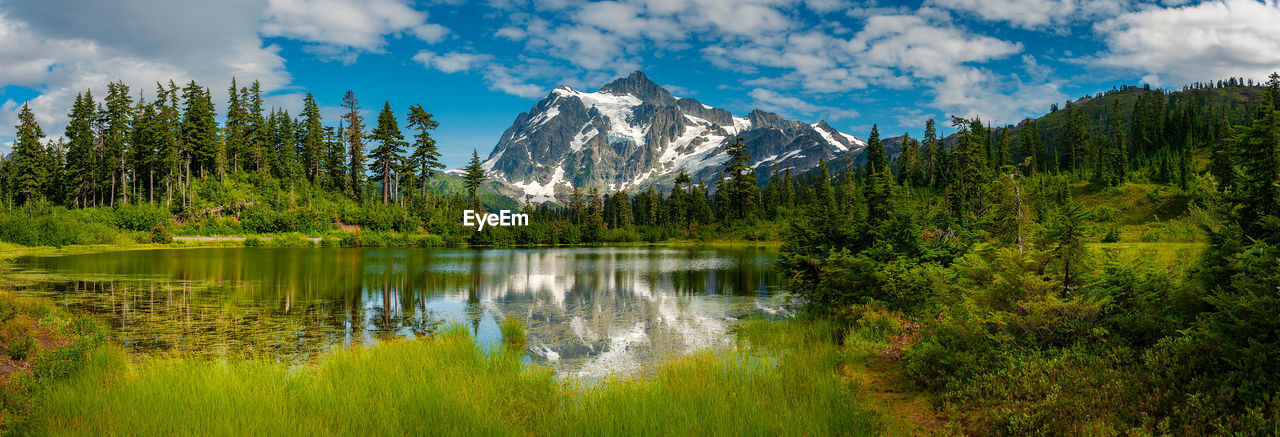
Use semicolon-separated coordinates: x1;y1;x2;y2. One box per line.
599;71;676;106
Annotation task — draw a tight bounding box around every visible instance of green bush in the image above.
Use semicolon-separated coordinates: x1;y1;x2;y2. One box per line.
7;334;36;360
0;206;121;247
149;225;173;244
113;203;170;231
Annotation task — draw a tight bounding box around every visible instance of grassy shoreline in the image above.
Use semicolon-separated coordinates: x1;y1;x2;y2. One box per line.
19;317;907;436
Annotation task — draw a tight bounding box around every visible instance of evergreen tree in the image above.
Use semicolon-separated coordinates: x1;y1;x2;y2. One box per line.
64;92;96;207
225;78;246;172
300;93;325;184
181;81;220;178
103;81;133;204
1019;120;1044;175
922;118;942;187
405;104;442;199
1230;73;1280;239
342;91;366;201
720;136;757;220
245;81;267;172
325;123;348;195
898;133;921;186
947;116;989;221
865;125;887;175
9;104;47;205
155;82;182;206
463;150;486;205
368;101;406;204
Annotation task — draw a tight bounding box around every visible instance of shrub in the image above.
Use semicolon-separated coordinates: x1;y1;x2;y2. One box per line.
113;203;170;231
149;225;174;244
7;334;36;360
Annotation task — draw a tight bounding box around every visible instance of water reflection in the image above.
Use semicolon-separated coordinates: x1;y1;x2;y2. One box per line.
11;246;787;376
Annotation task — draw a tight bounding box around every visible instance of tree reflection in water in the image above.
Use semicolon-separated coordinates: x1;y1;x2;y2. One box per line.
11;246;789;376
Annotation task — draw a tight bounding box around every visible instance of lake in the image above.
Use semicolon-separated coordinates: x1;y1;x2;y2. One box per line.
7;246;789;378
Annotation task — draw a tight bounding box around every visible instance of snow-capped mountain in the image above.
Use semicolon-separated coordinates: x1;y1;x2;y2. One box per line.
482;71;865;203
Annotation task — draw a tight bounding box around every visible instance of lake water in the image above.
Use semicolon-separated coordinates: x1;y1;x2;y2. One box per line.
7;246;789;378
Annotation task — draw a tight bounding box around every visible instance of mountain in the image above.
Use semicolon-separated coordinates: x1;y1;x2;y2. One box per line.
480;71;864;203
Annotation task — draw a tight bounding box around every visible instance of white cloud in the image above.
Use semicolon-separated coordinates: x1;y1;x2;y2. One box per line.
261;0;448;62
749;88;859;121
413;51;494;73
0;1;289;152
928;0;1133;29
1092;0;1280;86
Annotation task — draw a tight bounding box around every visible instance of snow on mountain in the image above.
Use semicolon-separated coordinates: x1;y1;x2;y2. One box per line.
481;71;864;204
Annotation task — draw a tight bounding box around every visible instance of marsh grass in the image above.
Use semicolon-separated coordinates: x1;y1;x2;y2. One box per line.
28;321;882;436
499;316;526;351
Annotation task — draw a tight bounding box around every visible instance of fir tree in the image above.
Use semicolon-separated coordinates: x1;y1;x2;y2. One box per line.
300;93;325;184
865;125;887;175
368;101;406;204
405;104;442;199
64;92;96;207
181;81;220;178
463;150;486;206
342;90;366;201
720;136;757;220
103;81;133;204
9;104;46;205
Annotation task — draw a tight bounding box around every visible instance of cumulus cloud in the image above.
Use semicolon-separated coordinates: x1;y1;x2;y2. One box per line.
749;88;859;121
413;51;494;74
261;0;448;62
0;0;289;152
928;0;1133;29
1092;0;1280;86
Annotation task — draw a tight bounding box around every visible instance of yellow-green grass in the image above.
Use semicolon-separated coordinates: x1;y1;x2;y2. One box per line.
1092;242;1207;273
27;323;882;436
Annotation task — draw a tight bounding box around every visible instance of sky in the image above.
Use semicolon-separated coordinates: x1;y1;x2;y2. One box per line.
1;0;1278;168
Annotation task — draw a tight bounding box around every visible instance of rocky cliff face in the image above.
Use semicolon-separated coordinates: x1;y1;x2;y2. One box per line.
481;71;865;203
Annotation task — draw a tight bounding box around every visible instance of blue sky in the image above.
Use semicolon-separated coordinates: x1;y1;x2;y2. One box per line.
2;0;1279;168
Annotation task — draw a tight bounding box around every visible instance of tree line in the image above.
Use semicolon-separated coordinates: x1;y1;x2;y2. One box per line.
0;79;448;210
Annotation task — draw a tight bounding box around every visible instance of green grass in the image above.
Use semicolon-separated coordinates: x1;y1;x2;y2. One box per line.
499;316;526;350
27;322;883;436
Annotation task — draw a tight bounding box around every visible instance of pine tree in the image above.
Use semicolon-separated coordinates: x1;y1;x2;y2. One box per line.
325;123;347;194
922;118;941;187
300;93;325;184
897;133;920;186
181;81;220;178
155;82;182;206
865;125;887;175
720;136;757;220
64;92;96;207
1019;119;1044;175
272;110;302;182
225;78;246;172
405;104;442;199
1062;103;1089;172
103;81;133;204
463;150;486;206
245;81;267;173
1231;72;1280;239
9;104;46;205
368;101;406;204
130;99;160;203
342;91;366;201
948;116;989;221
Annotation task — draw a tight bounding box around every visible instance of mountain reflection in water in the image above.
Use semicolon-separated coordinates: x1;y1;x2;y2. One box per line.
11;246;789;377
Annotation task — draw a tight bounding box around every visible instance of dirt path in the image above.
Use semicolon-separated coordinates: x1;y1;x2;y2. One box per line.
843;356;949;436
